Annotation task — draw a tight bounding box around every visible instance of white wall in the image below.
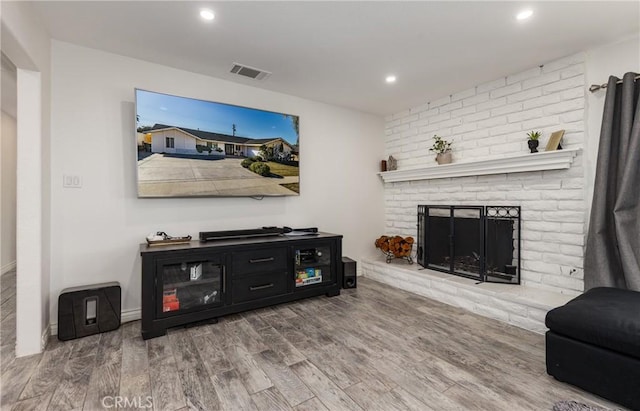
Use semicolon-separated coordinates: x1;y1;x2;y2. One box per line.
584;34;640;221
49;41;385;323
1;0;52;356
1;111;17;272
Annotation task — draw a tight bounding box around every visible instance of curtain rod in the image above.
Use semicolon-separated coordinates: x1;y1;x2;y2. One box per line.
589;75;640;93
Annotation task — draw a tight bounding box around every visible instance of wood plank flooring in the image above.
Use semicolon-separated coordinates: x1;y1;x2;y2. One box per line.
0;271;626;410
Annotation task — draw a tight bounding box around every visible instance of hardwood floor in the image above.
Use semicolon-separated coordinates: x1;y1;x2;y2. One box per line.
0;272;625;410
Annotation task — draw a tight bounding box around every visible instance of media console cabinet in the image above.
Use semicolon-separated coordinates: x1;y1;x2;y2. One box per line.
139;232;342;339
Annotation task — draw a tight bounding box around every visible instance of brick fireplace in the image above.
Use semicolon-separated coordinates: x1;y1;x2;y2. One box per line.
362;53;588;332
377;52;587;296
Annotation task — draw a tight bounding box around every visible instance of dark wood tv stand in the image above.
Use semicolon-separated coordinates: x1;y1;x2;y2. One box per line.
139;232;342;339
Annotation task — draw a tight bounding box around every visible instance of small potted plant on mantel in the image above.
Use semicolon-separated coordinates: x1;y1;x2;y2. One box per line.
527;130;541;153
430;135;453;165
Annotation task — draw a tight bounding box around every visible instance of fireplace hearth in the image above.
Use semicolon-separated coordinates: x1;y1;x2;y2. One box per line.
417;205;520;284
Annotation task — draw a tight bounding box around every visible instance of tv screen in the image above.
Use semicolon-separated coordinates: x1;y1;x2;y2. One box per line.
135;89;300;197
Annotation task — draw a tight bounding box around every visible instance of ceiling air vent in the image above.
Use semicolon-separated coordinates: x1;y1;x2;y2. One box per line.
230;63;271;80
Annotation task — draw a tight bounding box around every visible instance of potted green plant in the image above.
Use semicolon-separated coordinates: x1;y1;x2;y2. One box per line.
527;130;541;153
429;135;453;165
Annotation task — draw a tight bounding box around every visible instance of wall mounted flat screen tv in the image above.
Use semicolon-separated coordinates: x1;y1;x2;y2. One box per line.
135;89;300;197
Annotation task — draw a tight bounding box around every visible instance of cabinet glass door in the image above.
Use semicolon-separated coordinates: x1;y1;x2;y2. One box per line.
293;244;333;288
158;257;223;317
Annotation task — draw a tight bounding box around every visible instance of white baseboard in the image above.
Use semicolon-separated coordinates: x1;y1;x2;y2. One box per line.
50;307;141;336
121;308;142;324
41;324;50;350
1;261;16;275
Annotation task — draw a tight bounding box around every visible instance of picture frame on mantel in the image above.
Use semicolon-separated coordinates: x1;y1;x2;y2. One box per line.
545;130;565;151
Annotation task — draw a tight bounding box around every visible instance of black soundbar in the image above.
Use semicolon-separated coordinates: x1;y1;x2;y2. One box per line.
199;227;285;242
199;226;318;242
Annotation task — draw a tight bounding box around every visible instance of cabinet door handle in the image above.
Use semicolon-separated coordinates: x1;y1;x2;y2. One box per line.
249;257;275;264
222;266;226;294
249;283;274;291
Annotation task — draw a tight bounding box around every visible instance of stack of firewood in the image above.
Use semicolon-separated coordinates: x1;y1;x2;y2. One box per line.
375;235;414;258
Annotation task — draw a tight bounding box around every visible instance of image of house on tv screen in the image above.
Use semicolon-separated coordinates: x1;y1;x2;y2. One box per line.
135;89;300;197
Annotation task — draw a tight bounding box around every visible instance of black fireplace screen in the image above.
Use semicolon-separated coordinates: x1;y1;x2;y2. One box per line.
417;205;520;284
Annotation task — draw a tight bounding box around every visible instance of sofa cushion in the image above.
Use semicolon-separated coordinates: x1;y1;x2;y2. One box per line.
546;287;640;359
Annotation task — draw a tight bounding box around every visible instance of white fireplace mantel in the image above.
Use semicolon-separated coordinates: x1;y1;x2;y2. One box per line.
378;148;581;183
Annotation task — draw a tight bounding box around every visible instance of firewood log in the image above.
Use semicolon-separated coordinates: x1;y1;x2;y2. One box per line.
375;235;414;258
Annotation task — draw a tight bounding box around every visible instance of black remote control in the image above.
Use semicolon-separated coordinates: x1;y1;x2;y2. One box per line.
293;227;318;233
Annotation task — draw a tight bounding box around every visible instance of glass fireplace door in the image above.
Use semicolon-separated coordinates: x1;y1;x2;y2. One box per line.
484;206;520;284
425;206;451;273
452;207;484;281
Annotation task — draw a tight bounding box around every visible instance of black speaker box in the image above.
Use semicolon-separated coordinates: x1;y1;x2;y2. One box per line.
342;257;357;289
58;282;121;341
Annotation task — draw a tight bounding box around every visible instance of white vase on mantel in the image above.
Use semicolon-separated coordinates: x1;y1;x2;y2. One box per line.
436;151;452;165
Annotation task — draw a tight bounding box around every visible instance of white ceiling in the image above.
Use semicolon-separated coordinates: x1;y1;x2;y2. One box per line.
29;1;640;115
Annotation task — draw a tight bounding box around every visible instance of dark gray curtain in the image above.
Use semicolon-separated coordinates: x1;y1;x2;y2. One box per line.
585;72;640;291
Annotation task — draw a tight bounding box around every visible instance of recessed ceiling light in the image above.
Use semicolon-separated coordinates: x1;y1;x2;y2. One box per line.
200;9;215;21
516;9;533;21
385;75;397;84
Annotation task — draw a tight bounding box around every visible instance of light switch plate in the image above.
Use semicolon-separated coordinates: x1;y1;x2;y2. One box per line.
63;175;82;188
